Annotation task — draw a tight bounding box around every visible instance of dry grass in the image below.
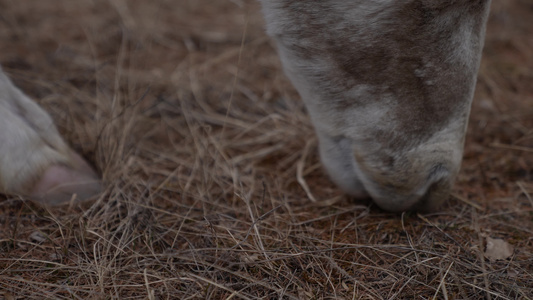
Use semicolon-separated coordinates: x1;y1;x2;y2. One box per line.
0;0;532;299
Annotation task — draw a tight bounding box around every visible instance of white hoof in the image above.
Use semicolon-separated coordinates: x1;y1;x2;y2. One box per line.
0;66;101;206
29;150;102;206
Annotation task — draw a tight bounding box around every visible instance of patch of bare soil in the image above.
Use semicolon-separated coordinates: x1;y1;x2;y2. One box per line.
0;0;532;299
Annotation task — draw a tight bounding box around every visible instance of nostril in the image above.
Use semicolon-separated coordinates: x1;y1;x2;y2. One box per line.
416;166;453;212
427;164;448;182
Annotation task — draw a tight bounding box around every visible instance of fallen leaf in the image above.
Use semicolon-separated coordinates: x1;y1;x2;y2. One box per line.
484;237;514;261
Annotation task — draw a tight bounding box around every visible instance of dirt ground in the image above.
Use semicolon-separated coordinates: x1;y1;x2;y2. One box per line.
0;0;532;299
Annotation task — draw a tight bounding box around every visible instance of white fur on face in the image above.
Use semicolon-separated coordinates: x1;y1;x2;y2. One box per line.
260;0;492;211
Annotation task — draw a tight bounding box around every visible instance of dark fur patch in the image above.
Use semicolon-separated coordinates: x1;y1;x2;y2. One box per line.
269;0;491;149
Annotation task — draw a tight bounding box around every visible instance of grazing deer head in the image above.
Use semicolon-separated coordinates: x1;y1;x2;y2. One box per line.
260;0;492;211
